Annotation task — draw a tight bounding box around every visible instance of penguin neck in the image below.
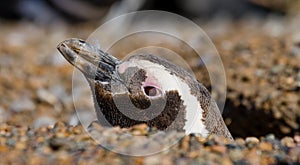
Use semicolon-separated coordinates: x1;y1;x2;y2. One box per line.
120;58;210;136
176;77;209;136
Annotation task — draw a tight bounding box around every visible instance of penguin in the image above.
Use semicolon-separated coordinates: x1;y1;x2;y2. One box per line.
57;38;233;140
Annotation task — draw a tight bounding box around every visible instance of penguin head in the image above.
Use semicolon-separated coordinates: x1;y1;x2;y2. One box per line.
57;38;232;139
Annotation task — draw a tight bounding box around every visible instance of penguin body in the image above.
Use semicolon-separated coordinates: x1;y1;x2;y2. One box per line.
57;38;233;140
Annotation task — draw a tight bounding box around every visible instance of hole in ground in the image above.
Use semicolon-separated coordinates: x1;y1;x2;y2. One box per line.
222;99;299;138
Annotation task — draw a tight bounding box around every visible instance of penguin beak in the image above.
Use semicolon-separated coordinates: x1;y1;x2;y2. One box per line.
57;38;122;83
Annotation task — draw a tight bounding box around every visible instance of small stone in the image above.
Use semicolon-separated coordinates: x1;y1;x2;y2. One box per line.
88;121;104;132
281;137;295;148
211;145;227;154
265;134;276;141
279;125;291;134
15;142;26;150
228;149;244;162
180;136;190;151
33;116;56;129
245;137;259;148
69;111;96;126
134;157;144;165
258;142;273;151
68;125;83;135
131;124;148;136
195;135;207;143
289;45;300;57
245;137;259;144
255;69;265;77
144;156;161;165
49;84;70;105
10;97;35;112
0;146;8;152
188;151;200;158
286;77;295;85
274;111;282;119
37;88;58;105
0;107;9;122
271;65;284;74
225;118;232;125
6;139;16;147
294;135;300;143
235;138;246;146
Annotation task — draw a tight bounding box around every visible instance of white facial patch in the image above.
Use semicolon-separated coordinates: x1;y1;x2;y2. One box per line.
118;58;209;137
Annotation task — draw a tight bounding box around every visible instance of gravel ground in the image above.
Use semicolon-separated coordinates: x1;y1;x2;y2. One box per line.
0;9;300;165
207;16;300;138
0;122;299;164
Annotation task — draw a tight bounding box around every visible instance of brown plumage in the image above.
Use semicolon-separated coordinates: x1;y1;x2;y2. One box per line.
57;38;233;140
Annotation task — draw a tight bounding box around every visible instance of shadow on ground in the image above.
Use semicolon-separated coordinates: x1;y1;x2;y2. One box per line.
223;98;300;138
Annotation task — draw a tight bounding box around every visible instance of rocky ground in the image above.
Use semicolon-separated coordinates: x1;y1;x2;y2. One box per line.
0;7;300;165
0;122;300;164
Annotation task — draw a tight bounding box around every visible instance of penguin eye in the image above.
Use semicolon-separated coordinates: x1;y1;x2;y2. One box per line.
143;86;162;97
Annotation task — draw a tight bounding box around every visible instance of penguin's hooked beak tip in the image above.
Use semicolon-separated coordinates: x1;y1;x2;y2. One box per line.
57;38;122;83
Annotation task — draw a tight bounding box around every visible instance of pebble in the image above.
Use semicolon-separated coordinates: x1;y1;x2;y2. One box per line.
10;97;35;112
180;136;190;151
69;111;96;126
15;141;26;150
33;116;56;129
235;138;246;146
245;137;260;144
37;88;59;105
264;134;276;142
211;145;227;154
0;107;9;122
144;156;161;165
294;135;300;144
271;65;284;74
130;124;149;136
258;142;273;151
281;137;296;148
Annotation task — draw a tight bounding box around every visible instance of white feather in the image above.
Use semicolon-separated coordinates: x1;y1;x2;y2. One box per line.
118;59;209;137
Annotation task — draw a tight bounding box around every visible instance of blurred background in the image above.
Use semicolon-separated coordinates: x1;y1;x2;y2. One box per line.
0;0;294;23
0;0;299;139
